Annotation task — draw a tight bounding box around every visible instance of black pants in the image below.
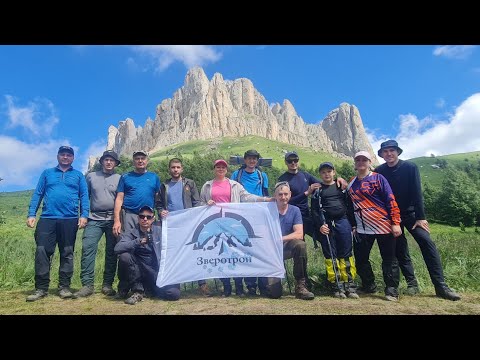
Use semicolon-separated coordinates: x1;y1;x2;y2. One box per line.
303;215;319;248
117;252;180;301
354;233;399;297
396;213;446;288
34;218;79;291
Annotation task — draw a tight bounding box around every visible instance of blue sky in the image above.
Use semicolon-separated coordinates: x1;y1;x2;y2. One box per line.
1;45;479;192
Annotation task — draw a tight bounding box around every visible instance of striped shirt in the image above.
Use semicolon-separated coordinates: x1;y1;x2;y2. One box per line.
348;172;401;235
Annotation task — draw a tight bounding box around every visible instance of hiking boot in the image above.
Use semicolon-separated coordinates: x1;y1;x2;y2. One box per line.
247;286;257;296
346;291;360;299
358;284;377;294
198;283;212;297
334;290;347;299
58;287;73;299
124;292;143;305
295;278;315;300
26;289;48;302
73;285;94;298
114;289;129;300
385;295;399;302
435;285;461;301
101;285;116;296
404;286;420;296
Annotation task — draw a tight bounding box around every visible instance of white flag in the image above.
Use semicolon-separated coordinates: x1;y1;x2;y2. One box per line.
156;202;285;287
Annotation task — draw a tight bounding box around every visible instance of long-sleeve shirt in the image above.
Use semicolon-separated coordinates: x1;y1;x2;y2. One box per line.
375;160;426;220
278;171;320;217
28;166;89;219
347;172;401;235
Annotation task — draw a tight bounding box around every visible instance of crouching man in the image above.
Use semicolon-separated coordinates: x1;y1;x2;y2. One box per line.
114;205;180;305
259;182;315;300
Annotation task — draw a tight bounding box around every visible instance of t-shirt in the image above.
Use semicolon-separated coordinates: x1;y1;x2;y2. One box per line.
167;180;184;211
231;168;269;196
279;205;303;236
86;171;121;221
278;171;320;216
211;179;231;203
318;184;347;220
117;171;161;213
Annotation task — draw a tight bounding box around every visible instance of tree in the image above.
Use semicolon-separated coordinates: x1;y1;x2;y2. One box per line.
436;169;480;226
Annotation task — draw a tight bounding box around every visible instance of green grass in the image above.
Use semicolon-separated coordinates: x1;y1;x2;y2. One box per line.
1;188;479;294
409;151;480;188
149;135;352;171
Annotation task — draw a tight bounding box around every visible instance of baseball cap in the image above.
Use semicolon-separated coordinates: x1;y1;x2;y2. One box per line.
284;151;299;160
138;205;154;214
319;162;335;171
213;159;228;168
58;146;74;155
244;149;261;159
354;151;372;161
133;150;148;157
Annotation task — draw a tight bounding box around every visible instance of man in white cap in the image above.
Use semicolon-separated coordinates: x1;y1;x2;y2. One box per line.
113;150;161;298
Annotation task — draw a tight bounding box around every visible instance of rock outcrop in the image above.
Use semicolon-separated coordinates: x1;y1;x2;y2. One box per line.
104;67;376;163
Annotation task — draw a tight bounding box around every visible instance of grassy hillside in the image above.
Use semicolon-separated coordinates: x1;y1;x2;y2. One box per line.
149;135;353;171
409;151;480;188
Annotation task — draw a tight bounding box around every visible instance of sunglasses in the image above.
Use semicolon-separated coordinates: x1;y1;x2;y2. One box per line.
286;159;299;164
274;181;290;190
138;214;154;220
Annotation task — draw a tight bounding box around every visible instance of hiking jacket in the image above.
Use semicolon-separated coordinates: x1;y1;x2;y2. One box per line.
199;179;264;205
155;177;200;212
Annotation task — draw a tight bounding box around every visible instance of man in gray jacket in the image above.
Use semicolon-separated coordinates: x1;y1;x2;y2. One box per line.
155;158;212;296
74;150;121;298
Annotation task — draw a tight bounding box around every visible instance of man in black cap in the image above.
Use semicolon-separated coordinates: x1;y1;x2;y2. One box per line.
376;140;461;301
74;150;122;298
231;149;269;296
114;205;180;305
26;145;89;301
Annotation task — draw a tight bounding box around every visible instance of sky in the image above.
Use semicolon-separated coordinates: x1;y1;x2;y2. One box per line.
1;45;480;192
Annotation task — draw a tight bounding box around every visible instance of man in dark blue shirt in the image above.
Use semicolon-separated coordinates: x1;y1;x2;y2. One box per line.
26;146;89;302
376;140;460;301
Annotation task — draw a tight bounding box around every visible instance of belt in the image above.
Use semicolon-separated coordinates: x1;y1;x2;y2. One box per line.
92;210;114;217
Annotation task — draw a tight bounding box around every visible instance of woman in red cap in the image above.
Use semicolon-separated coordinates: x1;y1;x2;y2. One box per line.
200;159;271;297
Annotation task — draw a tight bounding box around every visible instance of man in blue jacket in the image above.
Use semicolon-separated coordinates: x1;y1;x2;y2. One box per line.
26;146;89;301
114;205;180;305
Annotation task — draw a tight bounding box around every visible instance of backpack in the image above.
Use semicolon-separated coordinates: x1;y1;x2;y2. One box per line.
235;165;267;195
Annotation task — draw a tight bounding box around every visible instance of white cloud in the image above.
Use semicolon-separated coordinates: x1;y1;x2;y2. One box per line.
0;136;71;190
433;45;476;59
130;45;222;72
372;93;480;162
4;95;59;137
80;139;106;173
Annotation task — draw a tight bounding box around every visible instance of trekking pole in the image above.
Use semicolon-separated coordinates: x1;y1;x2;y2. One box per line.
324;228;342;292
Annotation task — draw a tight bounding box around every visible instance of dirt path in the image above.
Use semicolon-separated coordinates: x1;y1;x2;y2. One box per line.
2;290;479;315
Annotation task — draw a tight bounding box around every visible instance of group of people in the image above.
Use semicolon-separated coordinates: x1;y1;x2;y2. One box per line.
25;140;461;305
